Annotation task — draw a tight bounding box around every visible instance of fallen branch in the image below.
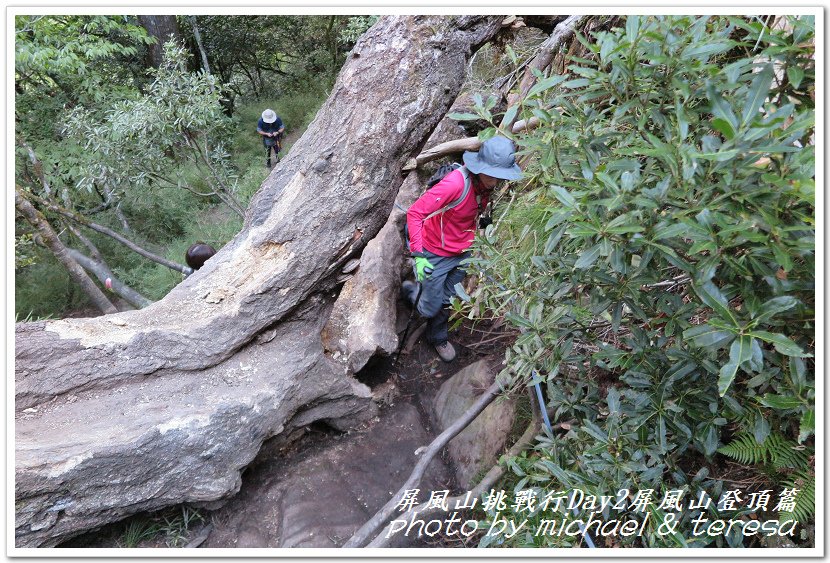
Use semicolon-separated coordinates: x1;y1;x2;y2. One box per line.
64;247;153;309
16;188;118;315
500;15;586;131
64;220;104;263
27;191;193;275
402;118;541;171
343;378;505;548
401;321;428;355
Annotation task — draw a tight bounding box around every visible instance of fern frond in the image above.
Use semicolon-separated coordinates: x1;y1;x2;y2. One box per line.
718;433;767;465
717;432;809;470
779;470;815;524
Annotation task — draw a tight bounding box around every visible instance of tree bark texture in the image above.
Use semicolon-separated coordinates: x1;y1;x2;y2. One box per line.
15;15;505;547
188;16;212;76
321;96;474;374
138;15;184;68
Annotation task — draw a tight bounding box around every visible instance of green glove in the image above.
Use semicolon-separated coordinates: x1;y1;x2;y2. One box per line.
413;255;435;282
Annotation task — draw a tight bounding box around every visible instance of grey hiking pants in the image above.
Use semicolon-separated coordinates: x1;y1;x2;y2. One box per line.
404;250;470;345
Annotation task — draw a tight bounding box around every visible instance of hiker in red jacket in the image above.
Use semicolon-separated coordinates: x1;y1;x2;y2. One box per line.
404;136;522;362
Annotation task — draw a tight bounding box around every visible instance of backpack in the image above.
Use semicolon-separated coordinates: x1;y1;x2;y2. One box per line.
422;163;473;221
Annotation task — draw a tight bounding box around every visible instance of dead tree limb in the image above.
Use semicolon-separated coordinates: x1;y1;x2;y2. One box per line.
19;139;52;197
402;115;541;171
27;191;192;275
500;15;587;131
16;189;118;315
63;220;104;263
189;16;212;77
343;378;504;548
64;247;153;309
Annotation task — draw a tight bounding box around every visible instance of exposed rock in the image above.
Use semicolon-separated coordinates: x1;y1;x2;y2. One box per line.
432;359;516;490
204;403;453;548
341;258;361;274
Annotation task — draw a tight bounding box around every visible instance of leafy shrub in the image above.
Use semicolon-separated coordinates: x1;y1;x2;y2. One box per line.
460;15;815;547
16;248;90;319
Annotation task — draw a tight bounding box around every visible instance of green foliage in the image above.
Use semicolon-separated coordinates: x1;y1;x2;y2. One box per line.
64;41;243;212
119;518;158;548
718;432;809;470
461;15;814;547
719;432;814;525
780;470;815;524
186;15;373;101
15;15;151;109
14;234;38;269
340;16;379;43
16;247;92;319
116;505;204;548
15;15;153;211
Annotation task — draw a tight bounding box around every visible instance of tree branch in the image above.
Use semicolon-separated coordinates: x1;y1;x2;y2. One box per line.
26;191;193;275
366;414;544;547
499;15;587;131
181;130;245;218
189;16;213;77
64;247;153;309
402;117;541;171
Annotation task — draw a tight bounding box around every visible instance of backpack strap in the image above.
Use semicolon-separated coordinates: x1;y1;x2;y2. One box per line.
423;166;472;221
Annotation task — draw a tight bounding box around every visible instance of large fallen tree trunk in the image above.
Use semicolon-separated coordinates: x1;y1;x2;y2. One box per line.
14;15;505;547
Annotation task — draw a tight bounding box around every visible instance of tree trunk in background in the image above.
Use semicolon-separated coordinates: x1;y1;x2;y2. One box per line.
15;15;506;547
188;16;212;76
138;15;184;68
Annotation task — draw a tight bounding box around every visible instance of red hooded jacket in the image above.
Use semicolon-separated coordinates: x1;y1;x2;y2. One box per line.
407;168;488;257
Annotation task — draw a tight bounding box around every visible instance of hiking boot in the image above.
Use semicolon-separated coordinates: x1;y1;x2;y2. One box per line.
433;341;456;362
400;280;419;305
266;159;272;168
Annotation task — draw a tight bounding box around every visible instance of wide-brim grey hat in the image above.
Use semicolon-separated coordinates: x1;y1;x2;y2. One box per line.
261;109;277;123
463;135;523;181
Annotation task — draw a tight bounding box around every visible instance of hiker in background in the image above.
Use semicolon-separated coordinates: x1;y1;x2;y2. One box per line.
185;242;216;272
404;136;522;362
257;108;285;168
